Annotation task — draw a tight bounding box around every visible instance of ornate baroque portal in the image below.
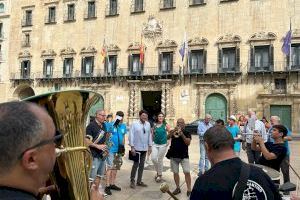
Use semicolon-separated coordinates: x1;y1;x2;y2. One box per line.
195;81;238;118
127;80;175;122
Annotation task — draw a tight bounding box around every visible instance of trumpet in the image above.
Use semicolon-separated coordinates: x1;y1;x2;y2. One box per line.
171;126;182;138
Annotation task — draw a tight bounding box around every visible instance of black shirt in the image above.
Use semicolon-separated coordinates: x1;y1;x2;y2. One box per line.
259;142;287;171
86;120;107;158
166;129;191;159
190;158;281;200
0;186;38;200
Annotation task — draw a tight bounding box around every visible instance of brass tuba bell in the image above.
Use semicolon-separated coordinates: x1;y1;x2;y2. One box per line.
23;90;102;200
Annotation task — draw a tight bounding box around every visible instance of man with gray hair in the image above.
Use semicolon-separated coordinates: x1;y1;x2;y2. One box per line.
244;111;267;163
197;114;213;176
0;101;58;199
85;109;109;192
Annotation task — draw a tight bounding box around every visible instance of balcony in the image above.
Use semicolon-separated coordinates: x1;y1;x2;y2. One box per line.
44;16;56;24
10;72;34;86
189;0;206;6
21;41;31;48
218;64;240;73
35;71;75;79
183;65;205;75
248;62;274;73
21;19;32;27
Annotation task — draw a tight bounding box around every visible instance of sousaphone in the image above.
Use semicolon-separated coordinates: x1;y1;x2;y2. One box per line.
23;90;102;200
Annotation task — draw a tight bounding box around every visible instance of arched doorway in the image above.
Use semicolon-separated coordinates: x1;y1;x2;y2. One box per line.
88;96;104;122
13;85;35;100
205;93;227;122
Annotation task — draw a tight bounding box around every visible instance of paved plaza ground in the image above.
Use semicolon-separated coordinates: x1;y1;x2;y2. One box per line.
100;136;300;200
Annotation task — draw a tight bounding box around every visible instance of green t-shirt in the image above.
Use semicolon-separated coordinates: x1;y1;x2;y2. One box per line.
153;123;167;145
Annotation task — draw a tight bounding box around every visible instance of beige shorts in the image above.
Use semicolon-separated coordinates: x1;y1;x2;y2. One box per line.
170;158;190;173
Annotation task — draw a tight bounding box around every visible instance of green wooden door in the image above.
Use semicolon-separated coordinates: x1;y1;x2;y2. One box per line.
205;94;227;122
270;105;291;130
88;96;104;120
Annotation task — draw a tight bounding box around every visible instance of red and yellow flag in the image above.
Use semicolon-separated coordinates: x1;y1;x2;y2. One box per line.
139;35;144;64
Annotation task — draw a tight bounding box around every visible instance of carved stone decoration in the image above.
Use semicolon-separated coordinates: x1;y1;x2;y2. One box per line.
249;32;277;42
188;37;209;47
41;49;57;57
128;42;143;51
134;84;140;117
80;46;97;55
165;83;171;117
60;47;76;56
107;44;121;52
217;34;241;44
142;15;163;40
292;29;300;40
129;84;135;117
18;50;32;59
161;83;166;115
157;40;178;49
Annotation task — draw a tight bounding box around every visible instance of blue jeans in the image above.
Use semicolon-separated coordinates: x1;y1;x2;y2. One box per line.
198;140;210;174
90;157;106;180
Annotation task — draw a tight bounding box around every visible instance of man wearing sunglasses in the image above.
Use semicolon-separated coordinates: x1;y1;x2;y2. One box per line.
129;110;152;189
0;101;57;199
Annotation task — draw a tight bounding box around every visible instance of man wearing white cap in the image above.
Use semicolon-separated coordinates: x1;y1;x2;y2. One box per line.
226;115;241;156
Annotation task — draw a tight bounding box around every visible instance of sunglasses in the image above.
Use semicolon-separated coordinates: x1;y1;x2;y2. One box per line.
19;131;63;159
143;127;146;134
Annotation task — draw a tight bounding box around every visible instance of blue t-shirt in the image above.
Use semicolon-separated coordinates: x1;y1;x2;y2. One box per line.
106;122;127;153
226;125;241;152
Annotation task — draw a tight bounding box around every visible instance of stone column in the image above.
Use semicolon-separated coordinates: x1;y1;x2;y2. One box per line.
165;83;170;117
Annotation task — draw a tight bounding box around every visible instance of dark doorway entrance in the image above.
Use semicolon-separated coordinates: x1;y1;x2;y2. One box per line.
141;91;162;125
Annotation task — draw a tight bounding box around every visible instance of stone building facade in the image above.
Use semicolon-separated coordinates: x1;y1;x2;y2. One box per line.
4;0;300;132
0;0;11;102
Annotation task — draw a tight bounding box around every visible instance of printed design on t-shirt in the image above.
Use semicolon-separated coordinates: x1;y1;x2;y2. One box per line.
233;180;267;200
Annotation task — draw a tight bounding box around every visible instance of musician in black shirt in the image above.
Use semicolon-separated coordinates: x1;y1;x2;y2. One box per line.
252;124;287;181
85;110;109;190
190;126;281;200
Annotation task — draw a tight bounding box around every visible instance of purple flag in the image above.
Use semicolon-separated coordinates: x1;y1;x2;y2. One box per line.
282;30;292;55
179;32;187;61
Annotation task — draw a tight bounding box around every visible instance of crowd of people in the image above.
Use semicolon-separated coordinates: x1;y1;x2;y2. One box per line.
0;100;299;200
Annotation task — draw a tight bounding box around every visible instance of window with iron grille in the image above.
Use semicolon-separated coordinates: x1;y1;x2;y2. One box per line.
88;1;96;18
25;10;32;26
105;55;117;75
189;50;205;73
159;52;173;74
161;0;174;9
21;60;31;79
134;0;144;12
43;59;54;78
48;7;56;23
291;44;300;68
109;0;118;15
81;56;94;76
67;4;75;21
254;46;270;68
218;47;239;72
129;54;143;75
275;79;286;93
63;58;73;77
23;33;30;47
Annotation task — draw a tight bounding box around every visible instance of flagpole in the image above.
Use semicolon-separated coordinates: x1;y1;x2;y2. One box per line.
289;17;292;70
